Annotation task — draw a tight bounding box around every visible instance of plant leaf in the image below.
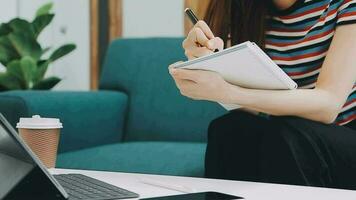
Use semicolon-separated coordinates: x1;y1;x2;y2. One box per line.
20;56;37;88
32;14;54;38
7;60;23;80
0;72;22;91
8;32;42;61
0;37;21;66
42;47;51;55
35;3;53;17
7;60;28;89
32;76;60;90
0;23;12;36
0;18;36;66
7;58;37;89
8;18;35;37
50;44;76;62
35;60;50;82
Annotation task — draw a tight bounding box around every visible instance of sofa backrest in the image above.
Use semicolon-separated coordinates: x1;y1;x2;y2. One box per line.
99;38;226;142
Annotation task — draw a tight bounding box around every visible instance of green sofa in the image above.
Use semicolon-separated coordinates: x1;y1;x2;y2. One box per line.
0;38;226;177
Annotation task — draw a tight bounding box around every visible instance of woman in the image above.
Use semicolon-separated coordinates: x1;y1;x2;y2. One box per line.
169;0;356;189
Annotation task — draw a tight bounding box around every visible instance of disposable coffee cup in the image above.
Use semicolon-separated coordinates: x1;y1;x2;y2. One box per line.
16;115;63;168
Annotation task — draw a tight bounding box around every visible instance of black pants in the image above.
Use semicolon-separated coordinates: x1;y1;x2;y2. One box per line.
205;111;356;190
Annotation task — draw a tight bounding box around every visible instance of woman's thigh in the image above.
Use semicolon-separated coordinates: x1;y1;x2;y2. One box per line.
271;116;356;189
205;111;275;180
207;111;272;143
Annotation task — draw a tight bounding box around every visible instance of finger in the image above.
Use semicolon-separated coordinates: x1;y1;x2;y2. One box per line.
171;73;196;90
187;27;209;47
185;47;213;58
171;69;204;82
182;38;191;49
195;20;215;39
206;37;224;51
182;51;197;60
174;78;197;95
187;54;198;60
168;61;183;70
169;67;177;76
176;78;195;86
182;38;197;50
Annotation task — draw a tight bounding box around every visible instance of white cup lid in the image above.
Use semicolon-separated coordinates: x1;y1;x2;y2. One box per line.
16;115;63;129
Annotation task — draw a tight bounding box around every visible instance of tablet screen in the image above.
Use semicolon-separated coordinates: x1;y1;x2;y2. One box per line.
0;116;67;199
142;192;243;200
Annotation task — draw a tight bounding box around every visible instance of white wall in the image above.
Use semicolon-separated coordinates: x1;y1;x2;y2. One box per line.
0;0;90;91
123;0;184;38
0;0;18;22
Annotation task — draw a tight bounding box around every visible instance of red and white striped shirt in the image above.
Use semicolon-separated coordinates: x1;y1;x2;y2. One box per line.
265;0;356;125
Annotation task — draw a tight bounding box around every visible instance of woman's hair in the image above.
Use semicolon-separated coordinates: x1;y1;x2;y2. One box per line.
204;0;270;48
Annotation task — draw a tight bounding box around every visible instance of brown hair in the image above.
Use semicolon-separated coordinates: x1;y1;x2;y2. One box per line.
204;0;270;48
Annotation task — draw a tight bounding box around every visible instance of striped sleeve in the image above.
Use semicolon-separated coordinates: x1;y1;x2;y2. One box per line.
337;0;356;25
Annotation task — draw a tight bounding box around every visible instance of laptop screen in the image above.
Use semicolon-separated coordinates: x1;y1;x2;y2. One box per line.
0;123;35;198
0;116;67;199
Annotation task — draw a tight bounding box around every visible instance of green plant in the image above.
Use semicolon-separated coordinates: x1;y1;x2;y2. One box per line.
0;2;76;91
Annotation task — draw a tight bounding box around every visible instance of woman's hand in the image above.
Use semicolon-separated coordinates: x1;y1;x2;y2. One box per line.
183;21;224;60
169;66;236;104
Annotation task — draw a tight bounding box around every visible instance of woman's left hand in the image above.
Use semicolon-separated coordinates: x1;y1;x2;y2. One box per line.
169;64;236;104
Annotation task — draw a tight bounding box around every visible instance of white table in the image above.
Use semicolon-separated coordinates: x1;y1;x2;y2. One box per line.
50;169;356;200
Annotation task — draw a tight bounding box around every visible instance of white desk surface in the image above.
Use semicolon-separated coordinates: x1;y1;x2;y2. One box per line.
50;168;356;200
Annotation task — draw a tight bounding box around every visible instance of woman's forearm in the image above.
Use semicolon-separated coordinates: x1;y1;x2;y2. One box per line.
228;85;344;124
226;25;356;124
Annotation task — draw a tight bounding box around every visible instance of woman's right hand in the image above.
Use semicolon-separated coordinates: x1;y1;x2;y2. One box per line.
183;20;224;60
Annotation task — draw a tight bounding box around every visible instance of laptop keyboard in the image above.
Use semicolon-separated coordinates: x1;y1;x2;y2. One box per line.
54;174;139;200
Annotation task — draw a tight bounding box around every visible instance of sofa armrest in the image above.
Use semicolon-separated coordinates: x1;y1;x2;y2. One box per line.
0;91;128;153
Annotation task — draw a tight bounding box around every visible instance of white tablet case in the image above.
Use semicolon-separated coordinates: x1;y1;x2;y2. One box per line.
173;41;298;110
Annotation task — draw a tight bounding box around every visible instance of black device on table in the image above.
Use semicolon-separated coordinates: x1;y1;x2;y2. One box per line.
141;192;243;200
0;113;139;200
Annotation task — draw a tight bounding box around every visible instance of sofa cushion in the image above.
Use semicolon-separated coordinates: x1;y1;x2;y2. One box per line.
100;38;226;142
0;91;128;153
57;142;206;177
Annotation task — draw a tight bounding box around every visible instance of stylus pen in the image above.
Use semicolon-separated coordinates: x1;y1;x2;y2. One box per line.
185;8;199;25
185;8;219;53
140;178;196;194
